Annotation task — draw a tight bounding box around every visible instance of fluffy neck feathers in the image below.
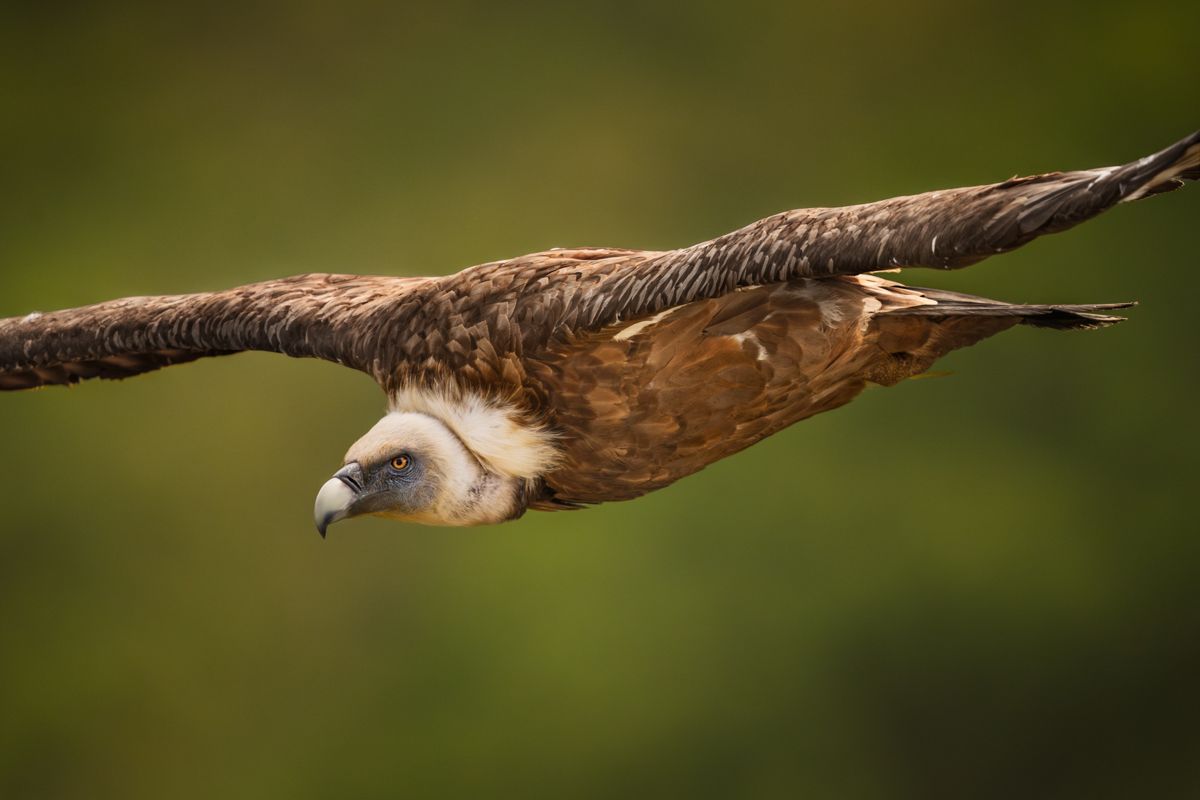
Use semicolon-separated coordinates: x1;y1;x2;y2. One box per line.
367;387;557;525
388;385;558;480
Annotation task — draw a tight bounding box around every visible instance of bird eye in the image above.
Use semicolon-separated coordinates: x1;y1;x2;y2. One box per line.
390;454;411;472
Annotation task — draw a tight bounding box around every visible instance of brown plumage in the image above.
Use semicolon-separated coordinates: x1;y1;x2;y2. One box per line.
2;130;1197;528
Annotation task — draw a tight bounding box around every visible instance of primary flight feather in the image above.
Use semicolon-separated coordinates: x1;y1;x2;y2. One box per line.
2;130;1197;533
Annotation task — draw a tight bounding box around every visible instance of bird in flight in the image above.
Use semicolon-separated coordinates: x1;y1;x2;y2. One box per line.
2;131;1197;535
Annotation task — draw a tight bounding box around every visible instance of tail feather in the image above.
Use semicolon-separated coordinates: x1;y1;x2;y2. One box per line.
865;288;1134;386
890;301;1133;330
1001;302;1132;330
882;286;1135;330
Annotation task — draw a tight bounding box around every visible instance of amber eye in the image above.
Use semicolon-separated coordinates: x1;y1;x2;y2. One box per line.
389;454;411;472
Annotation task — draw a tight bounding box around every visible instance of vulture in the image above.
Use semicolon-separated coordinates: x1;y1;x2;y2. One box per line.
2;131;1197;535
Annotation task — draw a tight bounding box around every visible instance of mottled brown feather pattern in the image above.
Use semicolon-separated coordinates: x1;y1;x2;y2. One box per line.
526;272;1132;505
1;131;1195;514
529;280;870;503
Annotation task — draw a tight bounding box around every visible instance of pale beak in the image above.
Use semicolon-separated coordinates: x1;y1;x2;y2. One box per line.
313;463;364;538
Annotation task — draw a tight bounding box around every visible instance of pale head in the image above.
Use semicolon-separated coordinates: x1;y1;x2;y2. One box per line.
313;411;522;533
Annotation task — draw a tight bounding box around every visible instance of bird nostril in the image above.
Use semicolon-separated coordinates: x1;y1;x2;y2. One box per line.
334;463;364;492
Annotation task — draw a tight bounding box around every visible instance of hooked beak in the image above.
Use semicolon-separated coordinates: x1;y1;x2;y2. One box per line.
313;463;365;538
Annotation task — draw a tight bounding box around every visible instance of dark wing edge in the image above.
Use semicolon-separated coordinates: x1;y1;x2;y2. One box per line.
0;273;430;391
578;129;1199;328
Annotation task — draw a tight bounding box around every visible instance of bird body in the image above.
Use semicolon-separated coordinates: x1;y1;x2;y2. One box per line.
2;131;1197;532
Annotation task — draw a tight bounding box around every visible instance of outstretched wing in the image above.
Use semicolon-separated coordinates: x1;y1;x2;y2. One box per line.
6;132;1196;396
0;273;432;390
0;248;647;394
570;129;1200;329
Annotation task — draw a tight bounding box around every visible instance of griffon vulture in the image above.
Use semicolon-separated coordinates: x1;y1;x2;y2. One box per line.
2;131;1197;534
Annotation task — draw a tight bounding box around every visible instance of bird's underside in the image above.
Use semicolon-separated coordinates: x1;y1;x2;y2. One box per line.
1;129;1197;528
530;274;1132;506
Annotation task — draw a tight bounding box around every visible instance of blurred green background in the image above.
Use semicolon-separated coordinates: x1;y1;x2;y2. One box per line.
2;2;1199;797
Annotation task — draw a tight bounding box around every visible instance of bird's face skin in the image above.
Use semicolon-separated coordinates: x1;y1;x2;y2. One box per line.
313;412;521;534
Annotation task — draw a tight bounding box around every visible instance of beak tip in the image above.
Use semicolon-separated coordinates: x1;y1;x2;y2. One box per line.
314;470;359;540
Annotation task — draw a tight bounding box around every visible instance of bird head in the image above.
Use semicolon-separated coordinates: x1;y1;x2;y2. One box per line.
312;412;522;534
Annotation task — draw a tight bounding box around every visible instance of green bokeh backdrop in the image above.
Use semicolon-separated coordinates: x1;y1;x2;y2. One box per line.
2;2;1199;797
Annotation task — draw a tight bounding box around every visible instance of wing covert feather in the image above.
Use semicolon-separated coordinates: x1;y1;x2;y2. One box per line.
0;274;430;390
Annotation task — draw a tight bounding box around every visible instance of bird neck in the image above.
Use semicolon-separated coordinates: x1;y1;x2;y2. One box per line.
386;384;558;523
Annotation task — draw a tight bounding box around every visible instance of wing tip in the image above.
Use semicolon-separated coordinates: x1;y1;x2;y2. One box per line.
1119;128;1200;202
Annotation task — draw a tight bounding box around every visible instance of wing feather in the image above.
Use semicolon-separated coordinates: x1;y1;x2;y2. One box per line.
0;273;431;390
4;132;1195;398
577;129;1199;328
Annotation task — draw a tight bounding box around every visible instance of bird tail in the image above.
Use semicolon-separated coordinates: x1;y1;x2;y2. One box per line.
864;288;1134;385
884;287;1135;330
